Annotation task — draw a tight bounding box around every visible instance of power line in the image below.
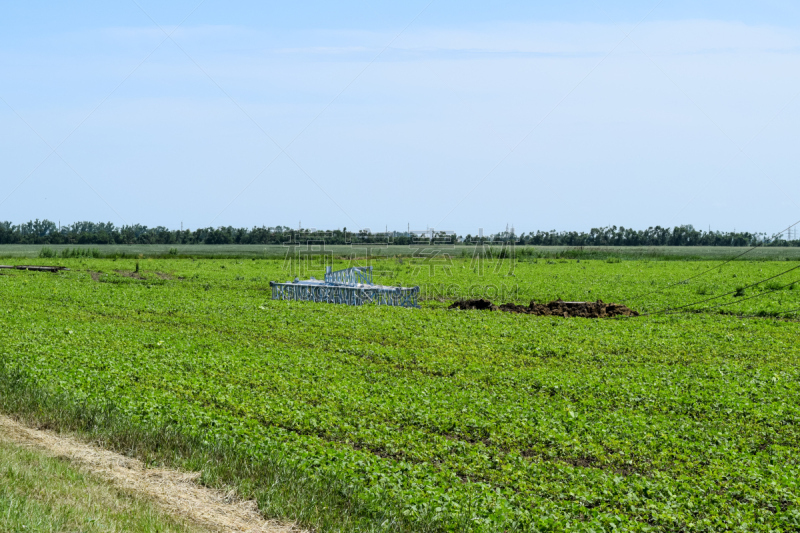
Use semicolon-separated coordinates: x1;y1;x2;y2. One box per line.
741;306;800;320
625;218;800;304
728;302;800;320
644;262;800;317
692;277;800;314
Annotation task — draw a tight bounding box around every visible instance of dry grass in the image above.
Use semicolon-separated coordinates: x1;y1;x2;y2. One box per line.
0;441;202;532
0;414;303;533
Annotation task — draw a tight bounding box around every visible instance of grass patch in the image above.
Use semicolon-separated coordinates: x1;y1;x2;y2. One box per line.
0;361;444;533
0;437;204;533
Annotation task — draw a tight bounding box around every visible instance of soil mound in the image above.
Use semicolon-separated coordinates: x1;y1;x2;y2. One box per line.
449;299;638;318
449;298;498;311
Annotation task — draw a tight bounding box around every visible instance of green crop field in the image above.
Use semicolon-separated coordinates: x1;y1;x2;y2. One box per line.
3;243;800;260
1;256;799;531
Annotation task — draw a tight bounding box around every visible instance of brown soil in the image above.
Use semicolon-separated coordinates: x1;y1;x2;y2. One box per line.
0;414;301;533
89;271;102;282
114;270;144;280
155;271;174;280
449;298;639;318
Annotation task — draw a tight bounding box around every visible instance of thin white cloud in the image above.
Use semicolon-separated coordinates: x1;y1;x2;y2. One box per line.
3;18;800;231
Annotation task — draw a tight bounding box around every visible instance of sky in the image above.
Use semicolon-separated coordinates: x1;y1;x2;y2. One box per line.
2;1;800;236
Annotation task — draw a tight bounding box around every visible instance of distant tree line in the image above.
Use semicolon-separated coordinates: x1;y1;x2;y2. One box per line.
507;225;799;247
0;220;797;247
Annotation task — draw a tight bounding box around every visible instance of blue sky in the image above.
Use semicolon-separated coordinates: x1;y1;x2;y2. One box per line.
2;1;800;235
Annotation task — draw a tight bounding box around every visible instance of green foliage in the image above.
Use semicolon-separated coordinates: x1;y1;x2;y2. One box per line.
0;258;800;531
0;364;424;533
38;247;56;258
764;281;784;291
4;244;800;262
58;247;100;258
5;218;797;248
169;247;179;256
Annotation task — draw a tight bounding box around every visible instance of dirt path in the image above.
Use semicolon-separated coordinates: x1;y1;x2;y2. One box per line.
0;414;302;533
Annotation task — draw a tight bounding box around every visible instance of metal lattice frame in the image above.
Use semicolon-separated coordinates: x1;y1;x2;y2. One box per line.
270;266;419;308
324;266;372;285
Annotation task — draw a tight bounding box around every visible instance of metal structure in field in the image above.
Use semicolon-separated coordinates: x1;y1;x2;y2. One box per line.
270;266;420;308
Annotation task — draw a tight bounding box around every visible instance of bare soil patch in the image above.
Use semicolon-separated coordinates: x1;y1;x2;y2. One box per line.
114;269;144;280
0;414;302;533
449;299;639;318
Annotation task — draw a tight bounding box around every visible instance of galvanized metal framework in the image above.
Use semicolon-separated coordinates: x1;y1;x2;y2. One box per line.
270;266;420;308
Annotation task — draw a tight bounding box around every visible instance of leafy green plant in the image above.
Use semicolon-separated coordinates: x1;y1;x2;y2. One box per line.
517;247;534;258
764;281;784;291
0;257;799;531
38;247;56;258
695;284;712;295
58;248;101;259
